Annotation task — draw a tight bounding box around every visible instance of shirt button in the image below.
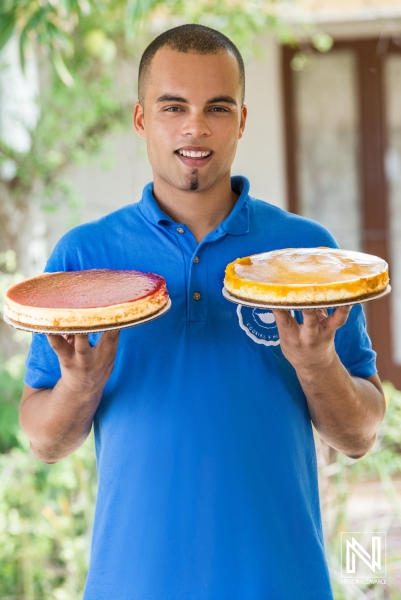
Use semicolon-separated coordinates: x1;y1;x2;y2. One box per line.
176;227;185;234
193;292;201;301
194;256;200;263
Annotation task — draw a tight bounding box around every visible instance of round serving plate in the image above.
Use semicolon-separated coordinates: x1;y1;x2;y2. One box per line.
3;298;172;335
222;286;391;311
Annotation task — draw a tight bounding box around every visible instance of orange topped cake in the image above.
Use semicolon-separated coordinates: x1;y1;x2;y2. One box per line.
224;248;389;305
4;269;169;330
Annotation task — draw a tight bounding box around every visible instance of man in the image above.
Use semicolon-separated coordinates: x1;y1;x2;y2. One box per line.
20;24;385;599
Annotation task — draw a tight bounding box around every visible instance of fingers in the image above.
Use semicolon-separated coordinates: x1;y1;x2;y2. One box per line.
301;309;322;329
47;334;74;360
72;334;92;357
62;334;76;346
317;308;328;321
327;305;351;329
98;330;120;356
271;309;298;330
47;331;120;362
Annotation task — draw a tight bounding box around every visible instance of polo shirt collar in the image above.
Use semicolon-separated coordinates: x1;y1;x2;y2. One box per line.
221;176;250;236
138;176;250;236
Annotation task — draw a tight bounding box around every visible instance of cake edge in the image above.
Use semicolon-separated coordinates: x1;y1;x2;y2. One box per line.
4;286;169;329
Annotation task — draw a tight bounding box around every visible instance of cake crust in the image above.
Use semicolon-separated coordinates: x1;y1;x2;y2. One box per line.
224;248;389;306
5;269;169;329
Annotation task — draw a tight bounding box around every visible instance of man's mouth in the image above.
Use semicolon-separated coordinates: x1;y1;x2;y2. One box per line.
175;147;213;166
176;149;212;158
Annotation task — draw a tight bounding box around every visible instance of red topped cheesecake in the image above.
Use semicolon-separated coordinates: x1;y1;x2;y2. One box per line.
4;269;169;330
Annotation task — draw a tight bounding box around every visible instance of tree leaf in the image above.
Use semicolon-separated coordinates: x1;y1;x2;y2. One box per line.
50;49;74;87
0;12;16;53
126;0;159;27
18;25;29;74
46;21;74;55
25;6;54;31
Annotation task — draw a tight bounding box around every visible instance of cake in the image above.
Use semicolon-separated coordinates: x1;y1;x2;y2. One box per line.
224;247;389;305
4;269;169;330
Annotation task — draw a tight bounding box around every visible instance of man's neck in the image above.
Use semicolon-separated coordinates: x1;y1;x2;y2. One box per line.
153;175;238;244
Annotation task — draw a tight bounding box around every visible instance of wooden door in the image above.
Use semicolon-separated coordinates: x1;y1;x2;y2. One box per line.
282;39;401;387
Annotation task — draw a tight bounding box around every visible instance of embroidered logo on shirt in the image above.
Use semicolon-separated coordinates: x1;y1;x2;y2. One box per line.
237;305;294;346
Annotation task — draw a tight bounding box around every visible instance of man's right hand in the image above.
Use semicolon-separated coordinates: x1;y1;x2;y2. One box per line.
19;331;120;464
47;331;120;396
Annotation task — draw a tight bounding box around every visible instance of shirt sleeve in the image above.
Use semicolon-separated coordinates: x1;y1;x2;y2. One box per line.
334;303;377;379
24;333;62;389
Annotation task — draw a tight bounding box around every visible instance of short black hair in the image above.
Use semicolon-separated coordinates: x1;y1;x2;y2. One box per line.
138;24;245;105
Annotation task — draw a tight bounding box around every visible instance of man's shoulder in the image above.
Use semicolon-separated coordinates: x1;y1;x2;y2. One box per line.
247;196;338;248
71;202;141;238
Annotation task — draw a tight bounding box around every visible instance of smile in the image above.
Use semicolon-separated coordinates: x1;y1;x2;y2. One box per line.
177;150;212;158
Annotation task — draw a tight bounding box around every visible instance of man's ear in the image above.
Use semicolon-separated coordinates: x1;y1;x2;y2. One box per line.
133;102;146;138
238;104;247;140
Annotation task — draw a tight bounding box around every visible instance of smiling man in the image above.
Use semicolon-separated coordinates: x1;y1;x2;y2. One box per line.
20;24;385;600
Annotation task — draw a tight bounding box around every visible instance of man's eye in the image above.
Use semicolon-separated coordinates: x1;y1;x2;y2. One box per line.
210;106;229;112
164;106;182;112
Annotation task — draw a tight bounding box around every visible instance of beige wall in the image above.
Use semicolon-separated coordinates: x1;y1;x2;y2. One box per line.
232;37;286;207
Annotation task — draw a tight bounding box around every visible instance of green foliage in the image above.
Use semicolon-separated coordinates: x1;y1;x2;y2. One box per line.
0;0;97;83
0;250;30;452
348;381;401;480
13;65;128;208
0;0;288;74
0;354;25;453
319;381;401;599
0;433;97;599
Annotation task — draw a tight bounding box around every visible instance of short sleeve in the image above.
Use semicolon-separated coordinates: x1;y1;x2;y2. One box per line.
334;304;377;379
24;333;61;389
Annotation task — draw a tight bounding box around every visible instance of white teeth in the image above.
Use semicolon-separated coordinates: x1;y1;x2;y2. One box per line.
178;150;211;158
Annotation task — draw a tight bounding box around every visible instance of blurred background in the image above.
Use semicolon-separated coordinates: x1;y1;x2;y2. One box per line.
1;0;401;598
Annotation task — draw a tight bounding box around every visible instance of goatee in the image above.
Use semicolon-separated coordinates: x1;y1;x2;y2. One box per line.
189;169;199;191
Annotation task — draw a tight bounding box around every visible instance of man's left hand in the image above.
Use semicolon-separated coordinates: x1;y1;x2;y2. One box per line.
271;306;385;458
272;306;351;375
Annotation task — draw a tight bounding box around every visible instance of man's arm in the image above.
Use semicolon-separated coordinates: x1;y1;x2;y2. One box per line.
19;331;119;464
272;307;386;459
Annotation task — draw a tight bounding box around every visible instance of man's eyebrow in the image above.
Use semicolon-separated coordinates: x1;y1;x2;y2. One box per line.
155;94;238;105
156;95;188;103
206;95;237;105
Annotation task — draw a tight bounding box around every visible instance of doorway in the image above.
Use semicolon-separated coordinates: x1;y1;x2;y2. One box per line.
282;38;401;387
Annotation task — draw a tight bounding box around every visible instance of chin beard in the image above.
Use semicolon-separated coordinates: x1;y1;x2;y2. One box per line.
189;169;199;191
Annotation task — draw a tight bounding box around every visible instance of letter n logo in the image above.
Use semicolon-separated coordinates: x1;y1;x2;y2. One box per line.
341;532;386;578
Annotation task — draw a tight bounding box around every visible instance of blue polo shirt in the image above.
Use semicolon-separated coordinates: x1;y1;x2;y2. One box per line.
24;176;376;600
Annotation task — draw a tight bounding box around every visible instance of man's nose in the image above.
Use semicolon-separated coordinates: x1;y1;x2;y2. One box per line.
181;111;211;138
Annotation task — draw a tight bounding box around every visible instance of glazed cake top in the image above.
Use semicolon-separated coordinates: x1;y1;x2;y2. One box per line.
231;248;388;286
6;269;166;309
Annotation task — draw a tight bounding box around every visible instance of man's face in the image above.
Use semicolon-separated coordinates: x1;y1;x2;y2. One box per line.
134;47;247;194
